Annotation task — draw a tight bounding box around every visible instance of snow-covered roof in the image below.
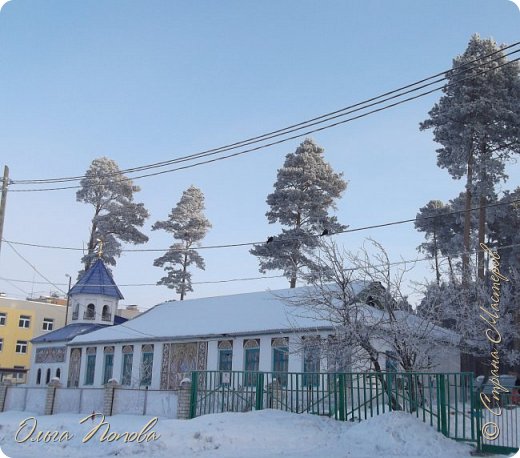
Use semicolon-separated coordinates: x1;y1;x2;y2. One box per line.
32;315;129;344
69;285;459;346
69;258;124;299
70;287;332;345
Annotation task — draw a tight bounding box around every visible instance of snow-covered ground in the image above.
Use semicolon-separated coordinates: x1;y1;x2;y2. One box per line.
0;409;495;458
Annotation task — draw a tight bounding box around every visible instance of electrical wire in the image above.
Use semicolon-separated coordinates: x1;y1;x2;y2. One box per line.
11;41;519;186
8;48;520;191
3;196;519;253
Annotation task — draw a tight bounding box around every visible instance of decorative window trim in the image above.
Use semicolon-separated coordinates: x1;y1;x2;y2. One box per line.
104;346;114;354
244;339;259;349
122;345;134;354
142;344;154;353
218;340;233;350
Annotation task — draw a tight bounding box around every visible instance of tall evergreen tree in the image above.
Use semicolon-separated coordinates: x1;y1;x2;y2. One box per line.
420;35;520;281
76;157;149;274
250;138;347;288
152;185;211;300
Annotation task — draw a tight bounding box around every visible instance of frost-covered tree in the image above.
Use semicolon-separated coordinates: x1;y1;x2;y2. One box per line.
250;138;347;288
76;157;149;273
420;35;520;280
283;239;456;408
418;275;519;368
152;186;211;300
487;188;520;274
414;200;454;284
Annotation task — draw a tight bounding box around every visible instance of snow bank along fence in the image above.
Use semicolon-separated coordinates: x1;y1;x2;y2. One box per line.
189;370;519;455
0;380;181;419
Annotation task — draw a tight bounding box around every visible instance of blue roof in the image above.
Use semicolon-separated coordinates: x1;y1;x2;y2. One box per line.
32;315;128;344
69;259;124;299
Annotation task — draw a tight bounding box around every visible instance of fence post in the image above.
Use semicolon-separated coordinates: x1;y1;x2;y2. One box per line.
255;372;264;411
177;377;193;420
338;374;345;421
473;387;482;452
387;373;393;411
0;380;11;412
44;378;61;415
103;379;119;416
438;374;448;437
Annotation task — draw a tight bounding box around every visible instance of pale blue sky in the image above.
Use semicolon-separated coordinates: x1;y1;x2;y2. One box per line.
0;0;519;309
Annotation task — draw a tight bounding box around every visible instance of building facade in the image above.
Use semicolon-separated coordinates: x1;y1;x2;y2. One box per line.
0;296;67;383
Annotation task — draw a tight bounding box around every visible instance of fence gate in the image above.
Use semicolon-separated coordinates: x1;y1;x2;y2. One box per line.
477;389;519;455
189;370;482;448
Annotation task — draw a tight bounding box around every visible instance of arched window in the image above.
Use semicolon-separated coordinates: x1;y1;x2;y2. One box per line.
102;305;111;321
36;368;41;385
72;302;80;320
84;303;95;320
56;368;61;379
46;368;51;384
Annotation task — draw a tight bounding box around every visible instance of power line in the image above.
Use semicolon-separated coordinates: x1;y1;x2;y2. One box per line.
3;196;519;253
5;240;67;295
8;47;520;191
2;242;519;291
0;273;286;287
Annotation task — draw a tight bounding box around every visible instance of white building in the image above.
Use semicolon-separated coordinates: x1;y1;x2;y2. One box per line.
41;285;461;390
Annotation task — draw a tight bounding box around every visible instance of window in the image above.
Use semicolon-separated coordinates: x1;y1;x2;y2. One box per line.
218;341;233;385
15;340;28;354
121;345;133;386
84;304;95;320
0;338;3;351
303;337;321;387
42;318;54;331
85;348;96;385
56;368;61;379
272;338;289;386
72;303;79;320
244;339;260;386
36;368;41;385
19;315;31;328
45;368;51;384
103;347;114;384
0;312;6;325
102;305;111;322
140;344;154;386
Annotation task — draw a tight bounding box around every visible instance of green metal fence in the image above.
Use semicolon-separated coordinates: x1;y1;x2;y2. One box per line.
189;370;480;446
476;388;520;455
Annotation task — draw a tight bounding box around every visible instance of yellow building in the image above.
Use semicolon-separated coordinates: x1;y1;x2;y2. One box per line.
0;296;67;383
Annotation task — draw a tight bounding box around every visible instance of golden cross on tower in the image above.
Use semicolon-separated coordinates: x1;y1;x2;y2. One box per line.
96;239;104;258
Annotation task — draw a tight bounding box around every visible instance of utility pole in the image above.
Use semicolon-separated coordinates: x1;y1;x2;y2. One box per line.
0;165;9;259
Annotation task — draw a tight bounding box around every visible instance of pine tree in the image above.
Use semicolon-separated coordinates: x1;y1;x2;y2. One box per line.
76;157;149;274
420;35;520;281
152;185;211;300
250;138;347;287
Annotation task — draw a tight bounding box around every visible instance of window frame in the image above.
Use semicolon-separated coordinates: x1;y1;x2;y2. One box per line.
140;351;154;386
103;353;114;384
85;354;96;385
42;318;54;331
18;315;31;329
121;349;134;386
15;340;28;354
0;312;6;326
